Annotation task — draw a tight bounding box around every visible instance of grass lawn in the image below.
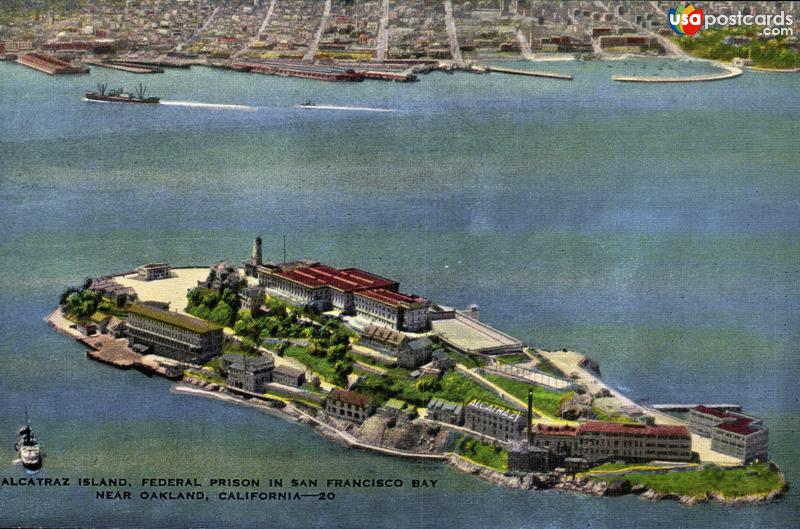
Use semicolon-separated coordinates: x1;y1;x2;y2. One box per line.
595;463;785;499
282;345;337;383
445;349;487;369
483;373;573;418
584;462;679;474
457;437;508;472
592;405;638;424
497;353;530;365
433;372;508;408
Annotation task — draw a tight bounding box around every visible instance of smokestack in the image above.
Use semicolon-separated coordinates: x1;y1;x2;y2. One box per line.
527;388;533;442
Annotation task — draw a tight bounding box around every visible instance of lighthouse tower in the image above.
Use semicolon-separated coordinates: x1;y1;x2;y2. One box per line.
252;236;263;266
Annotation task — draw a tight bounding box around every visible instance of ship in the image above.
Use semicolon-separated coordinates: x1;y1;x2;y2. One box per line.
84;83;160;104
14;408;42;471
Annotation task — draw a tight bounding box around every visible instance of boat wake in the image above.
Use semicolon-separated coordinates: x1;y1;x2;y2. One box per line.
159;100;257;111
294;104;395;113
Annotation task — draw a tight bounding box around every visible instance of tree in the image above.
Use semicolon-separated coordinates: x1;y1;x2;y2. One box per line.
209;302;234;326
333;360;353;386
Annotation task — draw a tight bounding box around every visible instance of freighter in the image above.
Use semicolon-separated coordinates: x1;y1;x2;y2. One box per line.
84;83;160;104
14;409;42;471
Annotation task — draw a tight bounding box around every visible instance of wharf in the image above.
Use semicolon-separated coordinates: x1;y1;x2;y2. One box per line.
651;403;742;413
487;65;572;80
85;61;163;74
16;53;89;75
613;63;742;83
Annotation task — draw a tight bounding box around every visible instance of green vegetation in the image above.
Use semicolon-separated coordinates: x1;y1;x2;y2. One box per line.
592;405;638;424
497;353;530;365
483;373;573;418
184;370;225;385
594;463;785;499
282;345;347;385
445;349;487;369
187;286;239;326
457;437;508;472
62;288;103;320
585;462;669;473
676;27;800;69
433;372;507;408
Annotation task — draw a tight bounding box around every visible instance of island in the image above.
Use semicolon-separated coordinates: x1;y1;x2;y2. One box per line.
46;237;787;506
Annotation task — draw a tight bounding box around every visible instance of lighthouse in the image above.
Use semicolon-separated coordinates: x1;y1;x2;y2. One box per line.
252;235;263;266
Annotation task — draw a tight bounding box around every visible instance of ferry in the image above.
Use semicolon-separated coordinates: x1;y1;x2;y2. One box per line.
14;409;42;470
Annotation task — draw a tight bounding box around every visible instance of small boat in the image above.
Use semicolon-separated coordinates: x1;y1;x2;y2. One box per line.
14;408;41;470
85;83;160;104
299;100;316;107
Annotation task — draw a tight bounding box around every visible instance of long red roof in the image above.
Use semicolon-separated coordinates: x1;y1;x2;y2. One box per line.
578;421;689;438
275;264;396;292
716;417;762;436
355;288;426;308
694;405;730;418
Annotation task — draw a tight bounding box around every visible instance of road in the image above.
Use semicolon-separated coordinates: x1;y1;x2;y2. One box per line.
376;0;390;61
303;0;332;62
175;5;220;53
258;0;278;38
515;28;534;60
443;0;464;66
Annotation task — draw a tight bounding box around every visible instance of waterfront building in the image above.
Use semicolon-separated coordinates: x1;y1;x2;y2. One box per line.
325;389;374;423
507;441;551;473
531;424;580;461
271;365;306;387
689;406;768;463
223;354;275;393
378;398;414;420
464;400;526;442
136;262;171;281
426;397;464;425
125;303;223;363
353;288;429;332
576;421;692;464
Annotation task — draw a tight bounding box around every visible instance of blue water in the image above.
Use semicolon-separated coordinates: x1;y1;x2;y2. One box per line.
0;59;798;528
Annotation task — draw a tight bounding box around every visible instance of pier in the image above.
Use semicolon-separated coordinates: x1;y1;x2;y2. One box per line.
486;65;572;80
613;63;742;83
85;61;163;74
651;404;742;413
16;53;89;75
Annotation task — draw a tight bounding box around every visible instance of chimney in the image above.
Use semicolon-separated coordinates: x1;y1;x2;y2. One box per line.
527;388;533;442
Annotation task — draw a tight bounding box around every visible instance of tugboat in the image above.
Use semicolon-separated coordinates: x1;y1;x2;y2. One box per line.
14;408;42;471
84;83;160;104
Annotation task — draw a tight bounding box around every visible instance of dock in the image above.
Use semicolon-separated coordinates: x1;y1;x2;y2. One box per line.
486;65;572;80
16;53;89;75
613;63;742;83
85;61;164;74
651;404;742;413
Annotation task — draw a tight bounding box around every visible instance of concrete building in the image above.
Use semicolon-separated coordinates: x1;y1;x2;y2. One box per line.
137;262;171;281
353;288;429;332
238;287;263;312
223;354;274;393
325;389;374;423
125;303;223;363
507;441;551;473
531;424;581;461
397;337;433;369
577;421;692;464
689;406;768;463
426;397;463;425
261;262;398;313
271;365;306;387
464;399;526;442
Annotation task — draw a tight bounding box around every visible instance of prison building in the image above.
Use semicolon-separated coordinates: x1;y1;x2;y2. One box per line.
125;303;223;363
531;424;581;461
463;399;526;442
576;421;692;464
426;397;464;426
353;288;429;332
